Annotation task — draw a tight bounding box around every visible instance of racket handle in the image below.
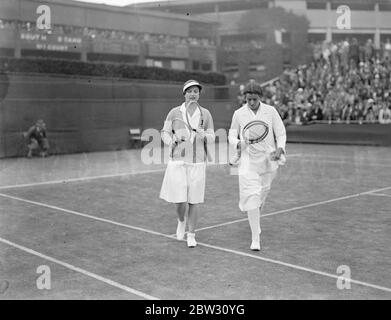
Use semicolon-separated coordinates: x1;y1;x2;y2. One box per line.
170;143;175;158
229;150;241;166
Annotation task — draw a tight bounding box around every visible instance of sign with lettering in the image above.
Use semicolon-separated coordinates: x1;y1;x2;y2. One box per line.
19;32;83;52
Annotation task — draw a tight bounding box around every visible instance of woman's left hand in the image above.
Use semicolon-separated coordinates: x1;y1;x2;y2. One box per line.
196;128;206;139
270;147;285;161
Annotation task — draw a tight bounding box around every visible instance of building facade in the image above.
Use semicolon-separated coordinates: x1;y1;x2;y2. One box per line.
0;0;219;72
133;0;391;82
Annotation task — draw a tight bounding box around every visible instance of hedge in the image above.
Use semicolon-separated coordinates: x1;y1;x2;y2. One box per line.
0;57;226;85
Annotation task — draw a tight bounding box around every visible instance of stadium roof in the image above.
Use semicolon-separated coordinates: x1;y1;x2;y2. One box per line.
30;0;219;23
128;0;391;9
129;0;267;8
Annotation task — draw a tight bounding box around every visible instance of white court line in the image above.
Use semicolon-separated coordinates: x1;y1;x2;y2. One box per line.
0;168;166;190
195;185;391;233
194;241;391;294
0;154;301;191
367;193;391;198
0;237;159;300
288;158;391;168
0;192;176;239
1;192;391;295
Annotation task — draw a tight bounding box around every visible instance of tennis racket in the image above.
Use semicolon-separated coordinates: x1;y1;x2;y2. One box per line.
168;118;196;158
185;102;212;162
229;120;284;166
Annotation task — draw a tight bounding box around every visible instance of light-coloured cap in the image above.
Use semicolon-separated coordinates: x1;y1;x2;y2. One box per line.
183;80;202;94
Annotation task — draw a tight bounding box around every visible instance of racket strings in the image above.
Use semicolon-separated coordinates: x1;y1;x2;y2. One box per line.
172;120;191;142
243;124;268;144
230;121;269;166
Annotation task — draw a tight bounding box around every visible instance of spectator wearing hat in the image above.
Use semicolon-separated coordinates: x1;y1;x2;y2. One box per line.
228;80;286;251
160;80;215;248
23;119;50;158
364;99;377;123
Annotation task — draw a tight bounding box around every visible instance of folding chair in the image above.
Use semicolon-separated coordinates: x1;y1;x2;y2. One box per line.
129;128;147;148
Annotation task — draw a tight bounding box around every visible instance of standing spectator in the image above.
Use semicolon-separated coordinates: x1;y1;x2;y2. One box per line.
364;38;375;61
237;84;246;108
383;38;391;61
340;38;350;72
349;38;360;67
23;119;50;158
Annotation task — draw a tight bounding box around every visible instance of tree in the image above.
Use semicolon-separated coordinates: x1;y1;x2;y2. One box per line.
235;6;310;80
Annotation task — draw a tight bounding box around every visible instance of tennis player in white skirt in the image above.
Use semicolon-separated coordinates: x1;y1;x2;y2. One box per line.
229;80;286;251
160;80;215;248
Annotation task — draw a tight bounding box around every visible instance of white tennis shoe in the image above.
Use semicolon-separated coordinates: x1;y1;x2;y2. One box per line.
250;240;261;251
187;233;197;248
176;219;186;240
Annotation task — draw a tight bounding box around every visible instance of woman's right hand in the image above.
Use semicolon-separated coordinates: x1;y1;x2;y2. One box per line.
237;140;247;151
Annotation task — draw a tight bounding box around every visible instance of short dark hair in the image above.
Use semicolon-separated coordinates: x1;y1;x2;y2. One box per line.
244;80;262;96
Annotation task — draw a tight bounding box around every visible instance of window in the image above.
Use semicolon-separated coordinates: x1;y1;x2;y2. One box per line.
153;60;163;68
145;59;154;67
222;63;238;72
192;60;200;70
201;61;212;71
170;60;185;70
330;2;374;10
248;64;265;72
145;59;163;68
306;1;327;9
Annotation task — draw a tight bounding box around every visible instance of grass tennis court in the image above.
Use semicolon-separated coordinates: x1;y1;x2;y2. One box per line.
0;142;391;299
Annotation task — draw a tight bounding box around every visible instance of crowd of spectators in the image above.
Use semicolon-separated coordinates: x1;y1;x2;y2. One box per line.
258;38;391;125
0;19;215;47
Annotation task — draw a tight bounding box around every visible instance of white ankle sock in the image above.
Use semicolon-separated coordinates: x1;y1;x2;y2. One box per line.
247;208;261;242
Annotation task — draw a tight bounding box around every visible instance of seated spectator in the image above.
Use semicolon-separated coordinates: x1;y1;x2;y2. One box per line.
300;104;312;124
273;37;391;124
378;103;391;124
364;107;376;123
309;102;323;121
23;119;50;158
294;107;303;125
